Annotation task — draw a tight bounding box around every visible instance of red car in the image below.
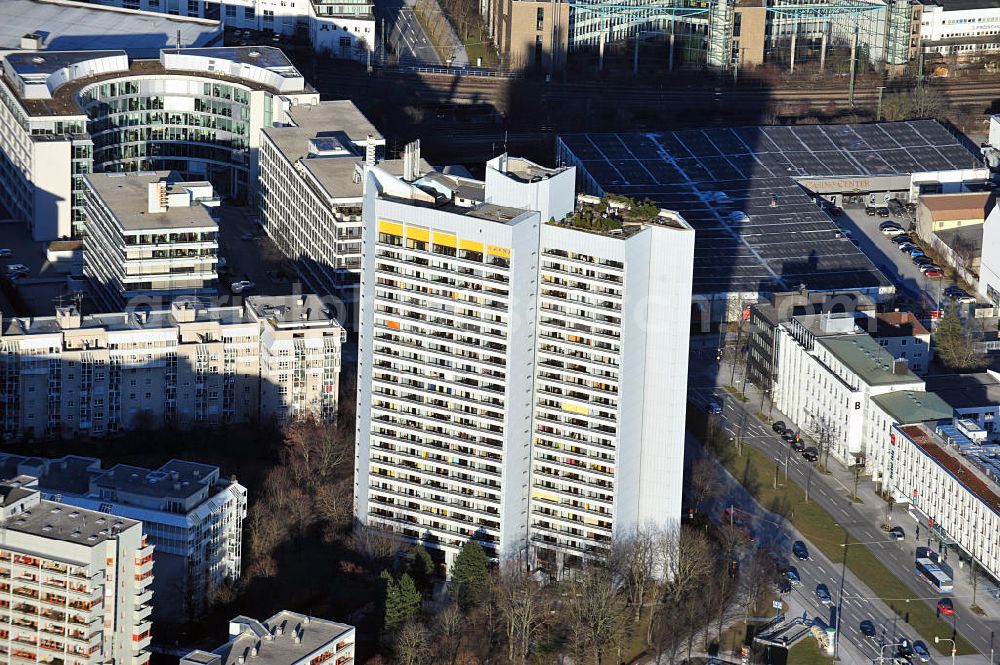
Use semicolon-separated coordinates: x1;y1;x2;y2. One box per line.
937;598;954;616
924;269;943;279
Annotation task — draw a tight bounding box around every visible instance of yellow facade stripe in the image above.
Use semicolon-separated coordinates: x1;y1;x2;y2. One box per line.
532;490;558;502
562;402;590;415
378;220;403;236
406;227;429;242
459;239;484;252
487;244;511;259
433;231;457;248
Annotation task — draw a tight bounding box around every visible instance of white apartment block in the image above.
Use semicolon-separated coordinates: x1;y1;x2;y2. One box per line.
0;47;317;241
180;611;355;665
83;171;220;310
0;455;246;622
873;421;1000;582
355;155;695;573
77;0;376;62
0;295;344;440
774;313;925;465
0;477;153;665
919;1;1000;57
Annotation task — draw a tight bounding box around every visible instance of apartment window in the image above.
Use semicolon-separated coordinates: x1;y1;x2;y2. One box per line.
244;6;254;19
225;4;236;18
263;9;274;23
188;0;199;14
536;6;544;31
148;0;159;6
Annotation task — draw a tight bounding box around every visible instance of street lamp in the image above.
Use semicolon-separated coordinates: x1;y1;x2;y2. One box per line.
935;636;957;665
836;536;895;659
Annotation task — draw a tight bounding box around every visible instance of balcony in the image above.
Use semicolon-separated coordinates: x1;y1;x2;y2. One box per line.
134;588;153;606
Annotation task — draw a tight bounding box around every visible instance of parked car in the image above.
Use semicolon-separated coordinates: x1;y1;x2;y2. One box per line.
909;248;925;258
865;206;877;216
230;280;254;294
937;598;954;616
919;263;942;274
815;583;832;605
5;264;29;278
791;438;806;452
924;269;944;279
912;641;931;663
882;227;907;238
0;249;11;258
706;401;723;415
792;541;810;560
913;256;934;267
897;639;914;659
944;286;968;298
891;234;913;245
879;220;902;231
876;207;890;217
802;447;819;462
889;526;905;541
772;420;787;433
240;232;255;241
898;242;917;253
859;620;877;639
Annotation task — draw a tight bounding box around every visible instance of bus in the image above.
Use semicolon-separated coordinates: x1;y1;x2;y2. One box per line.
915;557;954;593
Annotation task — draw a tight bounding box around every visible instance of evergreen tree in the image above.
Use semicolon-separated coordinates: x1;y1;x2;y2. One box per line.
382;571;422;634
407;545;435;596
935;301;985;370
450;540;490;610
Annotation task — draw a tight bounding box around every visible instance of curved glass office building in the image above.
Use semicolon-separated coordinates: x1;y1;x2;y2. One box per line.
0;47;318;240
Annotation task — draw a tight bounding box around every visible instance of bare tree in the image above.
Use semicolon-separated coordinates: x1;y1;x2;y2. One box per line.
433;603;465;665
494;560;550;665
352;523;403;573
690;457;722;512
738;551;778;628
563;566;632;665
609;524;660;621
394;621;431;665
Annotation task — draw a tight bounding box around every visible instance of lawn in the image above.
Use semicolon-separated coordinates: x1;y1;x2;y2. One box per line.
464;40;498;69
691;408;975;657
788;638;834;664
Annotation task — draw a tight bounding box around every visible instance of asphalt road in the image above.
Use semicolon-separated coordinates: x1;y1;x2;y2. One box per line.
697;433;932;664
380;0;441;66
691;361;1000;662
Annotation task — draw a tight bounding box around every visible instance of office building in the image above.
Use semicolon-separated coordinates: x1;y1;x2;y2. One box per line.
873;420;1000;583
0;46;317;241
0;454;246;621
864;389;953;476
919;0;1000;58
980;201;1000;306
926;371;1000;439
355;155;694;574
83;171;220;310
180;611;355;665
0;295;344;440
75;0;375;62
0;476;153;665
773;312;925;465
2;0;222;58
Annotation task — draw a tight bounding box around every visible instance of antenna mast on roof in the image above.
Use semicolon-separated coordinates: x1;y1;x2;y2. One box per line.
176;30;182;49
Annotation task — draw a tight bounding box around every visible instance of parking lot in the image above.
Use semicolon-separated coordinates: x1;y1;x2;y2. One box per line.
215;206;298;302
832;204;961;314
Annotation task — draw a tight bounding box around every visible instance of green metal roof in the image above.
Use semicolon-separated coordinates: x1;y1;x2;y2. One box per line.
870;391;954;425
816;335;924;387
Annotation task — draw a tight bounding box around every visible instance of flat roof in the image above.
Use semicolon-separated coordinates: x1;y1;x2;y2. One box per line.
245;294;342;326
935;225;983;253
84;171;217;231
870;390;953;424
7;496;138;546
925;372;1000;409
2;0;219;57
191;611;353;665
816;334;923;386
559;120;980;296
924;0;1000;11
